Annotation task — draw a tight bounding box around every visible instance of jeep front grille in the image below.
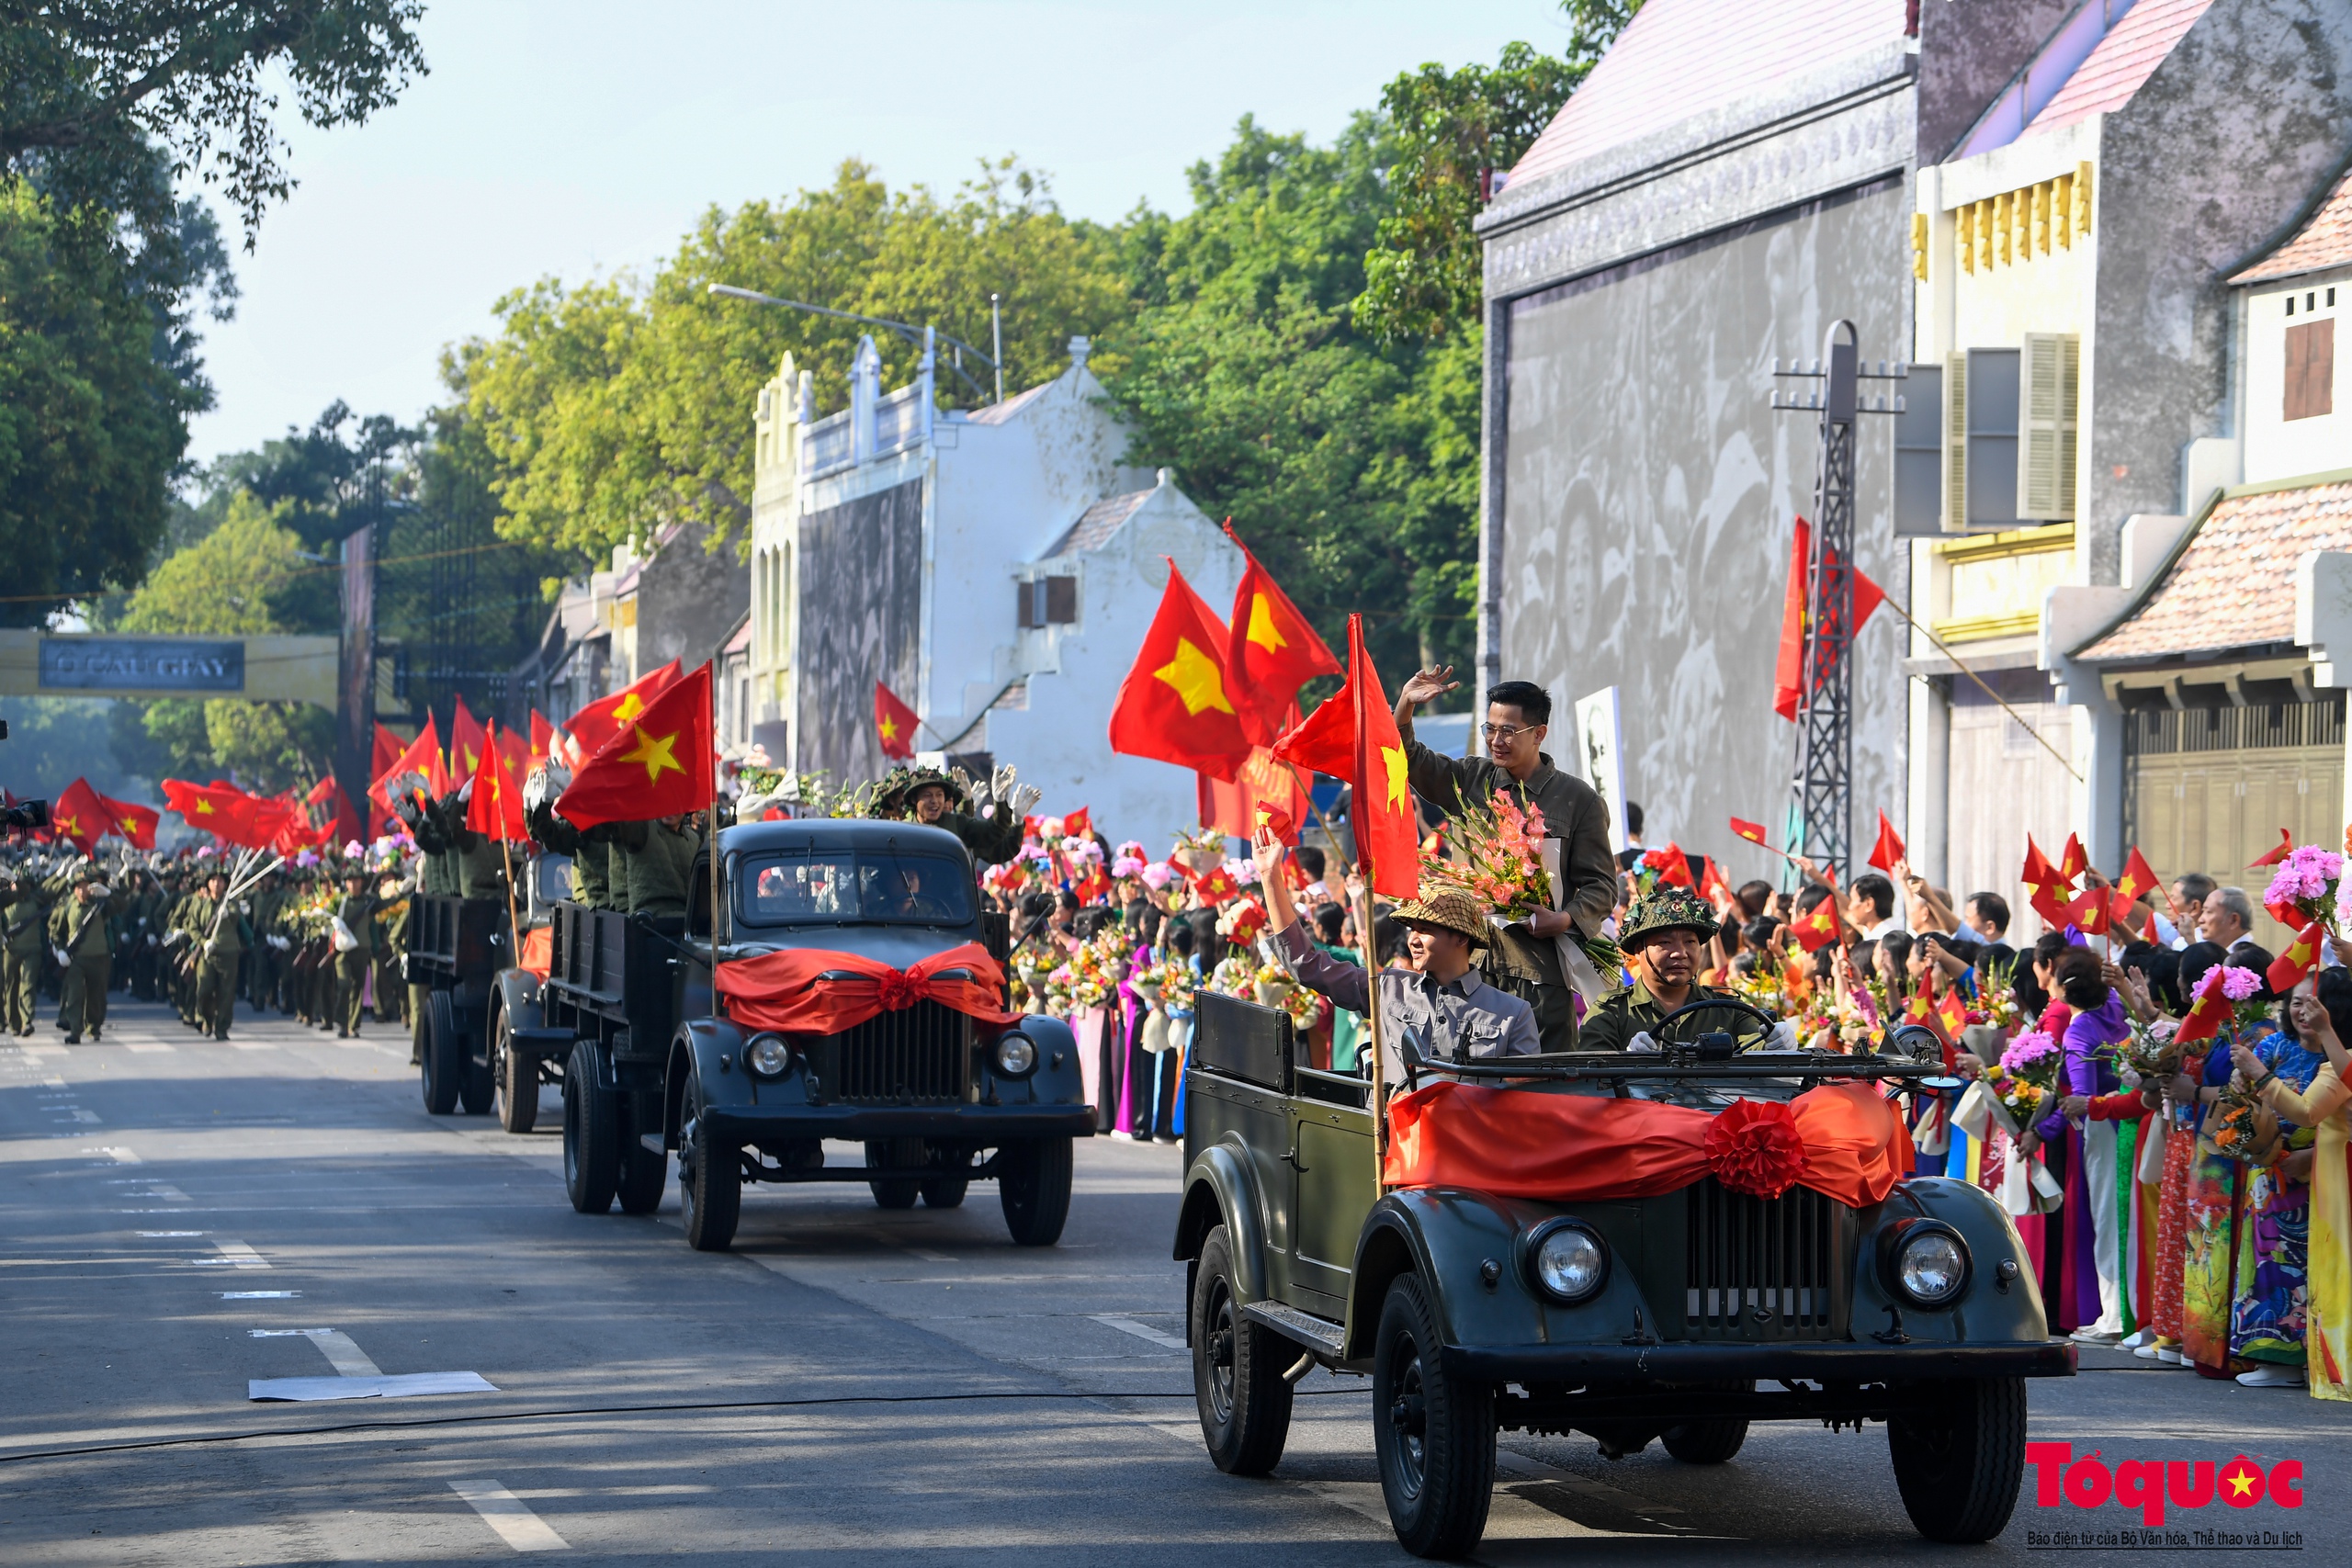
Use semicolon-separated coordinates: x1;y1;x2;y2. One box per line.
1684;1177;1839;1335
829;1000;968;1104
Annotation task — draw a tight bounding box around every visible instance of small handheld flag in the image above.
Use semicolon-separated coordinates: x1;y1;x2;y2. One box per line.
874;681;921;761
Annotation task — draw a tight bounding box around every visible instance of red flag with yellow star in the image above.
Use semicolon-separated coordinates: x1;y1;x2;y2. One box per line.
2108;843;2162;924
1345;615;1419;899
563;660;683;763
467;719;530;842
162;778;259;842
2269;921;2325;995
1790;894;1842;953
555;662;714;829
50;778;109;852
97;793;159;850
448;693;490;780
1223;523;1340;747
370;716;449;810
1106;558;1252;781
874;681;920;761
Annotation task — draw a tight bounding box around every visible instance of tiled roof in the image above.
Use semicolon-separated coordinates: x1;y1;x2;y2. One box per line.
2078;477;2352;660
2233;164;2352;285
1045;489;1153;558
721;614;752;656
1506;0;1908;190
2026;0;2213;138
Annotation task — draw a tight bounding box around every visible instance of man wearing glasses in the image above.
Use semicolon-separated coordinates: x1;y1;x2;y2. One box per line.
1391;670;1620;1048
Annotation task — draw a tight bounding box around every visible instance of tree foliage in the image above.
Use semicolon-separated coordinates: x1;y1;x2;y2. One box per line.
0;177;198;627
459;160;1129;564
0;0;429;243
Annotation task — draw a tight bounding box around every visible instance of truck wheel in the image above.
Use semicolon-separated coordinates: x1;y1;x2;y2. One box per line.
1190;1224;1292;1475
493;1011;539;1134
615;1100;665;1215
561;1040;619;1214
1373;1273;1494;1560
998;1135;1073;1246
679;1100;740;1251
1660;1419;1748;1463
420;990;460;1115
920;1173;968;1209
1889;1376;2028;1543
458;1009;494;1116
865;1138;922;1210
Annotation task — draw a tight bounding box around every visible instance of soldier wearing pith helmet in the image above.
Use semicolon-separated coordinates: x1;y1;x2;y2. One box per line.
1577;886;1764;1053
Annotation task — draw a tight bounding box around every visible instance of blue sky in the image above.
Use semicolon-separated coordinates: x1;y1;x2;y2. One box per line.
187;0;1565;468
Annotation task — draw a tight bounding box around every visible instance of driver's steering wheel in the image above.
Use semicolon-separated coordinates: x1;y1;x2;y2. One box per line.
1648;994;1780;1049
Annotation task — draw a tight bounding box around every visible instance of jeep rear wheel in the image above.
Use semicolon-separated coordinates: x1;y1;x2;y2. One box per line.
493;1010;540;1134
1189;1224;1291;1475
1661;1379;1749;1463
420;989;461;1115
865;1138;922;1210
679;1095;740;1251
998;1135;1072;1246
1888;1376;2028;1543
561;1040;619;1214
1373;1273;1493;1560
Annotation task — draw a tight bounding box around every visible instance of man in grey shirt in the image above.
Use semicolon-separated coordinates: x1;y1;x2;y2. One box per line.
1256;833;1540;1077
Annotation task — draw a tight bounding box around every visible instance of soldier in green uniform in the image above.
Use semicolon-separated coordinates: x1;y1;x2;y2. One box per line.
51;869;129;1043
879;766;1032;866
333;866;390;1038
1576;887;1770;1053
182;869;254;1041
2;868;46;1036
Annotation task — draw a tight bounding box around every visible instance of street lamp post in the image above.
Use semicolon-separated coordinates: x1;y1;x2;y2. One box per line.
706;283;1003;406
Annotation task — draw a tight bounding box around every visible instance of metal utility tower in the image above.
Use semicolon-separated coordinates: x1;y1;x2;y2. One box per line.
1769;321;1904;881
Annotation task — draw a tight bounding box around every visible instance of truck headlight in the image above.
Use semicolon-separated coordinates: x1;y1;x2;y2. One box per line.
994;1034;1037;1077
743;1033;791;1078
1881;1219;1971;1308
1524;1219;1608;1304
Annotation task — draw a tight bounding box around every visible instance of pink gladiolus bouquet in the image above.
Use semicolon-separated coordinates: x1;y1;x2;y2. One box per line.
1418;788;1554;920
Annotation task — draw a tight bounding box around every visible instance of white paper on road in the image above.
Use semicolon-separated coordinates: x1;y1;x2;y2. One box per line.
448;1480;570;1551
248;1371;497;1402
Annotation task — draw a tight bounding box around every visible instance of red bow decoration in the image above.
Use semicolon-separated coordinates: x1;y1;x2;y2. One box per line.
714;942;1023;1034
1702;1099;1808;1199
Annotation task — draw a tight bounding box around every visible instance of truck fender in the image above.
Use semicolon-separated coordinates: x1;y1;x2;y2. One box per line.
492;966;543;1033
1174;1138;1271;1305
1878;1176;2054;1343
1013;1013;1084;1107
665;1018;746;1153
1343;1196;1448;1361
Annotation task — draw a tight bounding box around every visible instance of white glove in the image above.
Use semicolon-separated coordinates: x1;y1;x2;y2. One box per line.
1767;1020;1799;1052
51;946;68;968
1009;784;1042;818
1626;1031;1661;1055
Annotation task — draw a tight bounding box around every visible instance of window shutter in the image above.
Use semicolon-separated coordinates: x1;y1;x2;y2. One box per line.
1016;581;1039;629
2285;320;2310;420
1942;352;1969;531
2287;319;2334;421
2018;332;2079;520
1044;576;1078;624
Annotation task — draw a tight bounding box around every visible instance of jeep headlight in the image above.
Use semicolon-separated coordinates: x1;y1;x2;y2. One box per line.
1883;1220;1970;1308
994;1033;1038;1077
1525;1219;1608;1304
744;1033;791;1078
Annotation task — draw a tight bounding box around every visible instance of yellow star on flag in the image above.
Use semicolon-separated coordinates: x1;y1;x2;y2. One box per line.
195;799;214;815
617;726;685;784
1382;745;1408;812
1246;592;1286;653
879;715;900;742
613;692;648;724
55;814;79;837
1153;637;1236;716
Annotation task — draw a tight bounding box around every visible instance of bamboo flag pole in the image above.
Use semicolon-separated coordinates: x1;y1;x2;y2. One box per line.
1358;875;1387;1178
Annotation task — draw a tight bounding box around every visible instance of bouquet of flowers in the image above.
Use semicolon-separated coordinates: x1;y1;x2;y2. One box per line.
1216;896;1268;947
2113;1016;2179;1084
2190;963;2275;1040
1138;957;1196;1014
1170;826;1227;874
1977;953;2023;1031
1984;1029;2063;1130
2205;1081;2267;1162
1416;788;1554;920
1208;953;1255;998
2260;843;2345;936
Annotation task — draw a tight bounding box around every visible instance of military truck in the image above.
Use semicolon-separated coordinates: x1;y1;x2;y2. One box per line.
1172;992;2074;1559
411;893;508;1117
544;818;1093;1247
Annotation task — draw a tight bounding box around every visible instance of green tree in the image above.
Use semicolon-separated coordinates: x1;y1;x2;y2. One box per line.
117;490;334;788
459;159;1130;565
0;177;198;627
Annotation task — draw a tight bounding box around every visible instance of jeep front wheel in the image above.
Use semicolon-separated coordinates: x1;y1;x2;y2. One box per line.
1190;1224;1291;1475
1888;1376;2028;1542
679;1095;740;1251
1373;1273;1493;1560
997;1135;1072;1246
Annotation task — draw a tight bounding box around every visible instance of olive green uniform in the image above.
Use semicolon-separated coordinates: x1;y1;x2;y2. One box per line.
1397;717;1621;1050
3;882;46;1036
51;885;129;1043
333;890;387;1035
180;892;253;1040
612;818;699;919
1575;978;1767;1053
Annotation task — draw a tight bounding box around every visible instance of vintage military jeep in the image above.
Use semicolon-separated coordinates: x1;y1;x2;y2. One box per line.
1173;993;2075;1559
547;818;1092;1249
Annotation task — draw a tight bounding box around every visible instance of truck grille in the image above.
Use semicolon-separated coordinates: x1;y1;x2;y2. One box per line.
1684;1178;1839;1335
830;1001;968;1104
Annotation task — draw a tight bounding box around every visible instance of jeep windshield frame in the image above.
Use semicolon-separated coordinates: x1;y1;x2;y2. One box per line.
733;849;977;930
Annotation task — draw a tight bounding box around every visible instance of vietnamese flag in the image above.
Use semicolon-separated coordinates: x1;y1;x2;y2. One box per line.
2023;836;2062;890
1062;807;1092;840
371;716;449;808
1700;855;1736;908
2143;910;2162;945
1866;810;1905;874
448;693;490;780
1791;895;1842;953
2176;978;2232;1045
163;779;259;842
2269;922;2325;995
2057;832;2089;885
1270;686;1353;780
1772;515;1886;722
875;680;920;761
2065;883;2111;937
97;794;159;851
555;662;715;829
1653;843;1695;889
1223;523;1341;747
564;660;684;762
51;778;109;852
1935;987;1970;1039
468;719;530;842
1344;616;1419;900
1730;816;1769;846
528;709;556;769
1107;558;1252;781
2247;828;2295;869
2109;844;2162;924
1193;865;1239;903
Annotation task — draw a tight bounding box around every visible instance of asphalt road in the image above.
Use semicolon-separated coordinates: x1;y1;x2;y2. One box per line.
3;998;2346;1565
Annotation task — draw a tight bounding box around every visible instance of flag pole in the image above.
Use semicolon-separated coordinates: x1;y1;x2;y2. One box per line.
490;725;524;972
1358;874;1387;1179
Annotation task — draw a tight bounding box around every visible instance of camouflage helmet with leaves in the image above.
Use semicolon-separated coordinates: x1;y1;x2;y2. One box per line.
1619;886;1721;947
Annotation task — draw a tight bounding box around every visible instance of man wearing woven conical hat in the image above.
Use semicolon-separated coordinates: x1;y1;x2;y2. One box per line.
1578;886;1764;1052
1257;831;1538;1077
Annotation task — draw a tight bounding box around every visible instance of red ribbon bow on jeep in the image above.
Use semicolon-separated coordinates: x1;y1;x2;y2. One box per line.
714;942;1023;1034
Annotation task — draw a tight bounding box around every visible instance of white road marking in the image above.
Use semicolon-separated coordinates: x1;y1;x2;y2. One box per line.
86;1146;141;1164
229;1042;274;1052
213;1240;268;1269
222;1290;300;1299
896;1245;954;1263
1090;1314;1189;1350
137;1230;206;1237
448;1481;570;1551
250;1327;381;1376
250;1371;496;1401
126;1042;175;1053
62;1108;100;1122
